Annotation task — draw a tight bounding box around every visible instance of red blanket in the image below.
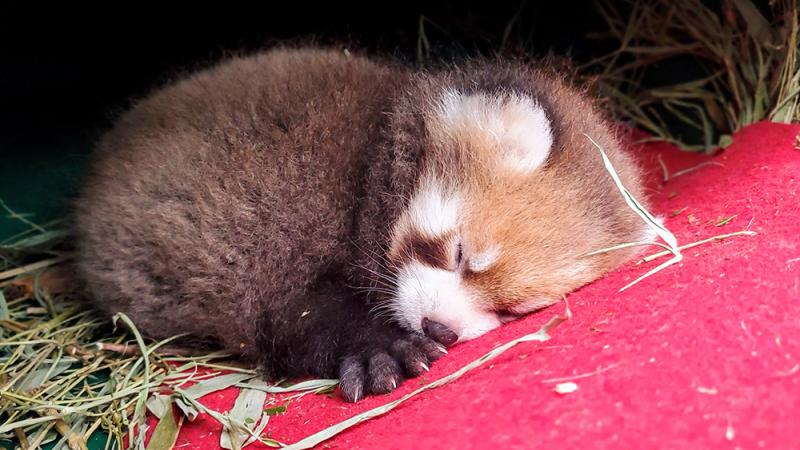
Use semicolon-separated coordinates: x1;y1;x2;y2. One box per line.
157;122;800;449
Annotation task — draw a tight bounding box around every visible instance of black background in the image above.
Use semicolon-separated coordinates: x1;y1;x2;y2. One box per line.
0;1;610;153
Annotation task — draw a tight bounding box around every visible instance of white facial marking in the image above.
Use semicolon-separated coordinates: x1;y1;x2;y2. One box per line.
407;180;460;236
467;246;501;273
394;261;501;342
436;90;553;173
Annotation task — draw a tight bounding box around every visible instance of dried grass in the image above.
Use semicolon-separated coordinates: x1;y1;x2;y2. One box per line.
586;0;799;152
0;224;333;450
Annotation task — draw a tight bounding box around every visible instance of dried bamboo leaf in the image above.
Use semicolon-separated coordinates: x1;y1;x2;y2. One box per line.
179;372;254;401
173;372;253;421
241;412;271;448
2;229;70;250
48;414;88;450
220;380;268;450
146;394;171;420
732;0;775;44
585;134;683;291
15;360;73;392
145;399;182;450
234;378;339;394
0;289;8;320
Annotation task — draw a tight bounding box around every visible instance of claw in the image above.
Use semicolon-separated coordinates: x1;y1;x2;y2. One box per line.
420;362;430;372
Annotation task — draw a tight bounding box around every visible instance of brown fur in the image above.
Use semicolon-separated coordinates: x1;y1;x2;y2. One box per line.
76;48;407;358
75;47;648;401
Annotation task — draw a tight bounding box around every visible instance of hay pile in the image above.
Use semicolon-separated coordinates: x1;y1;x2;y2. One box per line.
584;0;799;151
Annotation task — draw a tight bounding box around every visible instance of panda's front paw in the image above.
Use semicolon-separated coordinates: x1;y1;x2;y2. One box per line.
338;333;447;402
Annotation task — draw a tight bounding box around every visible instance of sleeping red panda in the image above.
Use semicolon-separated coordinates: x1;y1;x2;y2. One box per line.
75;47;651;402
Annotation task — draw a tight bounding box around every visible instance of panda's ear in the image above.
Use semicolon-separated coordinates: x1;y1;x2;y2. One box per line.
497;94;553;173
435;90;553;173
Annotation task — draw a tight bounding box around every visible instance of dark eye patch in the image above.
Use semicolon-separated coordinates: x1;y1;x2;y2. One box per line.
395;232;452;269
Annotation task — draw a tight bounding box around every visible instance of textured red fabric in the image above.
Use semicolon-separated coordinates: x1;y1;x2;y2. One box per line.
153;122;800;449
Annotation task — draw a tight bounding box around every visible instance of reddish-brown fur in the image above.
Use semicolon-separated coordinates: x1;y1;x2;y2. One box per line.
75;47;648;401
388;63;648;313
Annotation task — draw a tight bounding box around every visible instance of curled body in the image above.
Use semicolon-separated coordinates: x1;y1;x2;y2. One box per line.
75;47;650;401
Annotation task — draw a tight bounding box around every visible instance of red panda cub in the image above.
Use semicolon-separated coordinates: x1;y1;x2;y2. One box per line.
75;48;650;402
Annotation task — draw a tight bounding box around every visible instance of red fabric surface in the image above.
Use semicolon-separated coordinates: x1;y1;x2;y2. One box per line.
155;122;800;449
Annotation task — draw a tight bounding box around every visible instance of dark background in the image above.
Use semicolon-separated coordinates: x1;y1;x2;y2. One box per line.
0;1;613;239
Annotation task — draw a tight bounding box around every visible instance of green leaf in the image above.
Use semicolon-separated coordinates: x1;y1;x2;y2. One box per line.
0;289;8;320
715;215;737;227
264;404;288;416
146;398;182;450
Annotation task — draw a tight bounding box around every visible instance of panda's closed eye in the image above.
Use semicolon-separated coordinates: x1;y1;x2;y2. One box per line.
466;245;501;273
455;242;464;267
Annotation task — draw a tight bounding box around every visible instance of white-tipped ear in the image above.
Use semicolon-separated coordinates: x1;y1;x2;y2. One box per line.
436;91;553;173
499;95;553;173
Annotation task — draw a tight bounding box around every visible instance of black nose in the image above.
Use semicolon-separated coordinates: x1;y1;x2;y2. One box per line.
421;318;458;346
